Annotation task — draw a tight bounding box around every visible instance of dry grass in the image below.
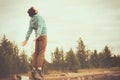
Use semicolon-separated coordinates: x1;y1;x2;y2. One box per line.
0;67;120;80
44;67;120;78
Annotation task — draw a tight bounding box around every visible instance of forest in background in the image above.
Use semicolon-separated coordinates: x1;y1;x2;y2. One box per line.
0;35;120;78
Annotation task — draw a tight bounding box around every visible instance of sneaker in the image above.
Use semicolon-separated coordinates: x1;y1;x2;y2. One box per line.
16;75;21;80
31;68;37;80
36;69;44;79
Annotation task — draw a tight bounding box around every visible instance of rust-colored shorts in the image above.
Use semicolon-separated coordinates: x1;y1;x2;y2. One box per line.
32;36;47;67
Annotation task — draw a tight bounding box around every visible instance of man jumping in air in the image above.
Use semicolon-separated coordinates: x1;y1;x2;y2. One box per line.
22;7;47;80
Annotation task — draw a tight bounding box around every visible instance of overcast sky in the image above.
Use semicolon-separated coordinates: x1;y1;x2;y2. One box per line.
0;0;120;62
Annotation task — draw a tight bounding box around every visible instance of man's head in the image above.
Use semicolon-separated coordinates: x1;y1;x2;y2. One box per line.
27;7;38;17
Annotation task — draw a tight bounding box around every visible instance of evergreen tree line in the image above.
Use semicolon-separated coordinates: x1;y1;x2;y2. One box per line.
0;35;120;77
0;36;30;77
46;38;120;72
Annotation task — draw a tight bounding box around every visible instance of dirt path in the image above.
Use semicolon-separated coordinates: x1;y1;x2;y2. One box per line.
44;71;120;80
10;70;120;80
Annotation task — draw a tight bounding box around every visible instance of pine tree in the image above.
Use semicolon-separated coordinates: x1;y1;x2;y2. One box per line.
59;48;66;71
19;50;30;73
0;35;16;77
0;35;30;77
51;47;65;70
89;50;99;68
43;59;50;74
102;45;112;68
76;38;87;68
97;46;112;68
65;48;79;72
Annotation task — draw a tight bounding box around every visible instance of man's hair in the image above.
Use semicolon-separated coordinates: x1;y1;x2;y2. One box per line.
27;7;37;17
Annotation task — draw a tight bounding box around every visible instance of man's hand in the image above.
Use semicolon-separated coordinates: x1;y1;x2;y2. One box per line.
33;36;39;41
22;40;27;46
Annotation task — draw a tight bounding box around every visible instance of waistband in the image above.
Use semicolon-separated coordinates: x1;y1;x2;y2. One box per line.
39;35;47;38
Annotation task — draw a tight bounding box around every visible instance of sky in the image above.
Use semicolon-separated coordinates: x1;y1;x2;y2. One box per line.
0;0;120;62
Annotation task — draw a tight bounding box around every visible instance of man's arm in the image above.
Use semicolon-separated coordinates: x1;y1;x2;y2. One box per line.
22;24;33;46
25;25;33;41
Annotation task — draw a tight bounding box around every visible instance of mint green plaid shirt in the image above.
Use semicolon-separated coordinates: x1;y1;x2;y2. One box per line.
25;14;47;41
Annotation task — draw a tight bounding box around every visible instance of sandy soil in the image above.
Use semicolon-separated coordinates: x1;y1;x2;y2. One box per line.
44;70;120;80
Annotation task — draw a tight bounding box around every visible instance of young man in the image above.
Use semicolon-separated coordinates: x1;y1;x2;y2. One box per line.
22;7;47;79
